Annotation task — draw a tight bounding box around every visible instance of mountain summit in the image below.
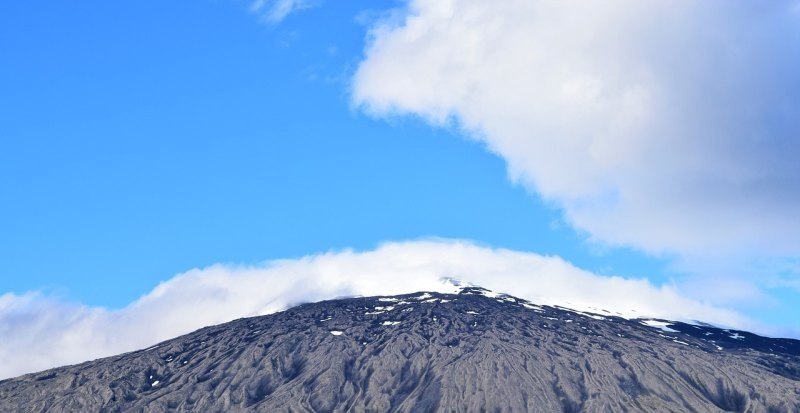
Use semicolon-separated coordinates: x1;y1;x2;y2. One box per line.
1;285;798;412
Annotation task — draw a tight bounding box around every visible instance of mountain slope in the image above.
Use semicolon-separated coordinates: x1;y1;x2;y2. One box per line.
1;286;799;412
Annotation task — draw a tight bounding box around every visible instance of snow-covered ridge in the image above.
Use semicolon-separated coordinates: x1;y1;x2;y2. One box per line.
381;277;673;323
416;277;662;322
340;278;782;355
366;277;756;343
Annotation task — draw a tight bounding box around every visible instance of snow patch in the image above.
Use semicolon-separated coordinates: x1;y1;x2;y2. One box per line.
521;302;542;309
564;308;607;321
480;290;501;298
639;319;679;333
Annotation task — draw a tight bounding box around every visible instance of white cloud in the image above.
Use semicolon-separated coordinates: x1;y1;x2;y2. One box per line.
0;240;754;379
352;1;800;264
250;0;315;23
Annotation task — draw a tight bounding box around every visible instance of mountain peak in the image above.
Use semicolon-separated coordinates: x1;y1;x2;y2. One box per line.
1;289;799;412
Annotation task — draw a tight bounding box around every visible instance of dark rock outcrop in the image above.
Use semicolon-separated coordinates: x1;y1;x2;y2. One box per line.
1;286;799;412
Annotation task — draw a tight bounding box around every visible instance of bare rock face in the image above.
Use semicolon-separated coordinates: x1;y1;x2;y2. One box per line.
1;286;799;412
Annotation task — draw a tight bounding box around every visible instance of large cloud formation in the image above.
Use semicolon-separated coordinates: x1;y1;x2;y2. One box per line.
0;240;749;379
353;1;800;264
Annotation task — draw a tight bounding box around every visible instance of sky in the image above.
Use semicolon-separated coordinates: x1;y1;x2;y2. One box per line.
2;0;800;378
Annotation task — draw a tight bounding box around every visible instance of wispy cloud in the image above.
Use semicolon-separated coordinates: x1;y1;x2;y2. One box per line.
250;0;317;23
0;239;754;379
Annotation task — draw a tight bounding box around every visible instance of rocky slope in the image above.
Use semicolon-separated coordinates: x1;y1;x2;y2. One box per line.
1;286;799;412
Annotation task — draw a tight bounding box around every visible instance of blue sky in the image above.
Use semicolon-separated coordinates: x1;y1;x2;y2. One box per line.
1;0;669;307
3;1;800;375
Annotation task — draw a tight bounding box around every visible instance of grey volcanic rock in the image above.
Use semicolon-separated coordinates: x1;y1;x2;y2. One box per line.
1;286;799;412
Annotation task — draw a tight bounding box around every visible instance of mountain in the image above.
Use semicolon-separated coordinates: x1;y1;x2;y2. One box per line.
1;285;799;412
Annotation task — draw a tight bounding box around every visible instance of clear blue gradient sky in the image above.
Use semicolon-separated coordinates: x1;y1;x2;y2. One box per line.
2;0;799;332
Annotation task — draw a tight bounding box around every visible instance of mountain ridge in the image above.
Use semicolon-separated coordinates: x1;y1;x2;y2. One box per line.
1;285;799;412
